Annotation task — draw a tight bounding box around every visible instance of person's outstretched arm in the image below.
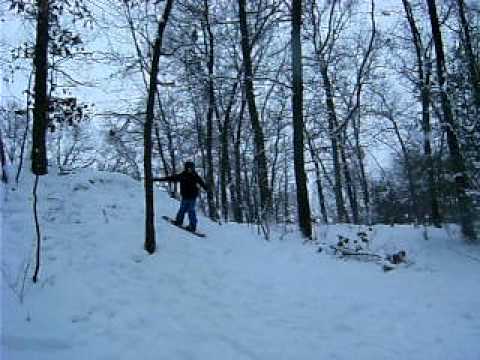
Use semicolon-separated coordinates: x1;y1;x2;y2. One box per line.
153;173;180;182
194;172;208;191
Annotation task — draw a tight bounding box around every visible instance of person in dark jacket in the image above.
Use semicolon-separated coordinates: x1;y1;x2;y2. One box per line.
154;161;207;232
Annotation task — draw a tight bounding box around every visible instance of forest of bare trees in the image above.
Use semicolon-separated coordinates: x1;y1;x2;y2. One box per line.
1;0;479;251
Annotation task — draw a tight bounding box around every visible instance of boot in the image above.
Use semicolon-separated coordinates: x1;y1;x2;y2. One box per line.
185;224;196;232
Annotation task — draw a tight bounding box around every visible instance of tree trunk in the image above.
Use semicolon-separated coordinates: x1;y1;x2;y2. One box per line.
16;72;33;183
421;61;442;227
401;0;441;226
233;98;245;223
306;132;328;223
243;152;253;223
353;0;375;225
457;0;480;112
387;107;420;223
426;0;476;240
154;121;170;177
0;128;7;183
353;110;370;224
32;175;42;282
291;0;312;238
319;59;349;222
203;0;217;221
31;0;49;176
269;112;284;196
422;55;441;226
283;138;290;223
144;0;174;254
195;105;207;209
160;100;177;196
340;137;359;224
220;80;239;222
238;0;271;224
219;117;228;222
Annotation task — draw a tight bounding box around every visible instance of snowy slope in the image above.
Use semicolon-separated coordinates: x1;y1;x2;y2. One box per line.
1;170;480;360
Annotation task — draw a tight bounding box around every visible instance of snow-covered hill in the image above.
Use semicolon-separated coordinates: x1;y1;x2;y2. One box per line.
2;170;480;360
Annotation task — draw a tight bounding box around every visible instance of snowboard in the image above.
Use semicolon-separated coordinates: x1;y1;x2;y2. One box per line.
161;216;206;238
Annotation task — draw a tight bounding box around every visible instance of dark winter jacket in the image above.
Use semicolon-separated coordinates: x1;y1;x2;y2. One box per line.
154;171;207;199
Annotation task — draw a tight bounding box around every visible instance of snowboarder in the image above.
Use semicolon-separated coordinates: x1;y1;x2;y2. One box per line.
153;161;207;232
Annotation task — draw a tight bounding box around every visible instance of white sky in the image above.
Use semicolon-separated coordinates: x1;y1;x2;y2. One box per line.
1;0;407;110
0;0;445;176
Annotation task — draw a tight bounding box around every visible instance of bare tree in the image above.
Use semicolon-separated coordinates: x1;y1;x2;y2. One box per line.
31;0;49;176
306;130;328;223
350;0;376;224
143;0;175;254
219;76;240;222
238;0;272;231
426;0;476;240
291;0;312;238
373;89;420;223
308;0;349;222
233;96;246;223
0;128;7;183
456;0;480;113
401;0;441;226
202;0;218;221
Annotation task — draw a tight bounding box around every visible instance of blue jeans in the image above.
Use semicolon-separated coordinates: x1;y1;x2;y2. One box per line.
176;198;197;229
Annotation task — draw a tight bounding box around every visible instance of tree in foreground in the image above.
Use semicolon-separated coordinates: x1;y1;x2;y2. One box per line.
291;0;312;239
426;0;476;241
143;0;175;254
31;0;49;176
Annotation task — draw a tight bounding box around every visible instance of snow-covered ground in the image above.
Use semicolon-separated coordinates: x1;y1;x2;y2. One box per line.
2;170;480;360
